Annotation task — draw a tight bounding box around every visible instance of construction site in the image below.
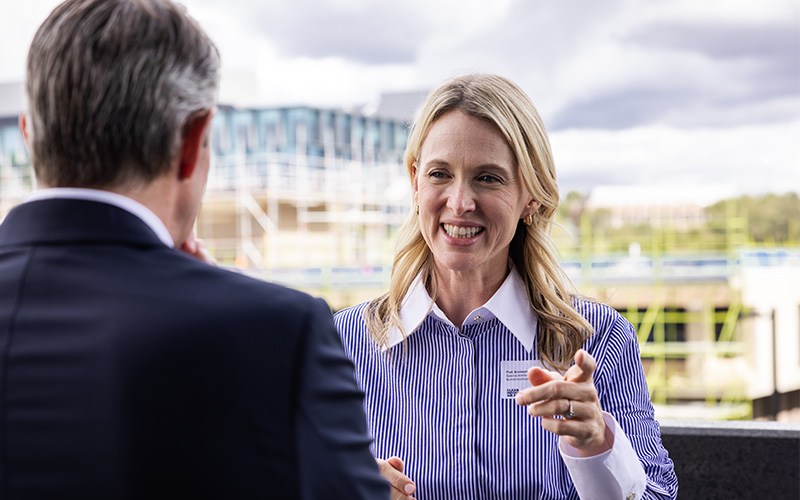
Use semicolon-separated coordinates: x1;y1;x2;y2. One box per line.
1;101;798;423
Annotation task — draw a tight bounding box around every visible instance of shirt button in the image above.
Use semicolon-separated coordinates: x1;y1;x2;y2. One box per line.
473;315;483;323
626;493;636;500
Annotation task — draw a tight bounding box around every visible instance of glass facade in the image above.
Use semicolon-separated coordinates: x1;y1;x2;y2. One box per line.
0;117;28;167
0;105;409;210
207;106;407;162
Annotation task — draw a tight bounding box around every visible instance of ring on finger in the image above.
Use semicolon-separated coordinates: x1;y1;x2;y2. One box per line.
563;399;575;419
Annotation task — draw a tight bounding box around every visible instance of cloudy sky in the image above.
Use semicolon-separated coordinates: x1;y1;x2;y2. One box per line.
1;0;798;196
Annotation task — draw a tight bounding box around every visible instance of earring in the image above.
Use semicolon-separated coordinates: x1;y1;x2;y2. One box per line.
523;214;533;226
416;205;420;215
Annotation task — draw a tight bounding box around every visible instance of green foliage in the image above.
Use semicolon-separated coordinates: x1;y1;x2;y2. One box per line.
706;193;800;244
554;190;800;255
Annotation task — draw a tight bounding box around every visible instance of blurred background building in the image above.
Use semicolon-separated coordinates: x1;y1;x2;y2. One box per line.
1;82;798;423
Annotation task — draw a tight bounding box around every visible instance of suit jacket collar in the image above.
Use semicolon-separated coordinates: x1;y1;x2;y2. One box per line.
0;198;167;249
26;188;173;247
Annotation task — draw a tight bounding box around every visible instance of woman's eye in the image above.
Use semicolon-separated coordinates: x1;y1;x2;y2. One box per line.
478;175;501;183
428;171;448;179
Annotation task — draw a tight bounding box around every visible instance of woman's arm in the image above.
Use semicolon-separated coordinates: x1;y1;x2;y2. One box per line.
514;309;678;499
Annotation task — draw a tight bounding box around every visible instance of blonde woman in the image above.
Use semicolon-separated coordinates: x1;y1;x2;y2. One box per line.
334;74;677;500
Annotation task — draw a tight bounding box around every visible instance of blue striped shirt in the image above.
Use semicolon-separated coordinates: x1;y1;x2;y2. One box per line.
334;269;678;499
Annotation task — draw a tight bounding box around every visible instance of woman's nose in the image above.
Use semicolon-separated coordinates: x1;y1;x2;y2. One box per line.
445;181;476;215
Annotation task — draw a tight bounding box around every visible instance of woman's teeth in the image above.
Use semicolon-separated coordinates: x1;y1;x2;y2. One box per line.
443;224;483;238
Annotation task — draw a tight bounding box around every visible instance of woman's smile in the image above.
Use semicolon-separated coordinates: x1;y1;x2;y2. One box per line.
413;110;536;278
441;223;484;239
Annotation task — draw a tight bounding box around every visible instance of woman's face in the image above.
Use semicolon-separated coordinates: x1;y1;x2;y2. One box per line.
413;110;538;279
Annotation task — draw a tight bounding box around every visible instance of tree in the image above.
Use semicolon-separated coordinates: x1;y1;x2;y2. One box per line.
706;193;800;244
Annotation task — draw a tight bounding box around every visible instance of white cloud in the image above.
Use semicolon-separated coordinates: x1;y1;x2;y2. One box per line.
0;0;62;84
1;0;796;196
550;120;800;194
649;0;798;25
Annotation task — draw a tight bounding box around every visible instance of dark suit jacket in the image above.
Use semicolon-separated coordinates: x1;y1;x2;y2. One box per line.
0;198;389;499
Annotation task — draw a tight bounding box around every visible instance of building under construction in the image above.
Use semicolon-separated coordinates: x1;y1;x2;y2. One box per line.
1;97;798;422
198;105;411;298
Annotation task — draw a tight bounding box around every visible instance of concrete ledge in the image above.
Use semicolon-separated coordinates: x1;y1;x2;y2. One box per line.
659;420;800;499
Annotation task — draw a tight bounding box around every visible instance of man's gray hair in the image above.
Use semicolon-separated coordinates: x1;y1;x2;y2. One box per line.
25;0;220;188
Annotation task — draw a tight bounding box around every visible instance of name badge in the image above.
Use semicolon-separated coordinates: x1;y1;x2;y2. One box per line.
500;360;543;399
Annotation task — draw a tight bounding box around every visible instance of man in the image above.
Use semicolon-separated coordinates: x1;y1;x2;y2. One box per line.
0;0;388;498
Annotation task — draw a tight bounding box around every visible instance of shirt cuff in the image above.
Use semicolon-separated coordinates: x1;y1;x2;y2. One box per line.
559;412;647;500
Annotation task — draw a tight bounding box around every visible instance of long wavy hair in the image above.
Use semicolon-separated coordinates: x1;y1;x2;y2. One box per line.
365;74;592;371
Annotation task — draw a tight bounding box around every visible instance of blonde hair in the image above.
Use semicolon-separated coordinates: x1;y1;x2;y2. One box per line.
365;74;593;371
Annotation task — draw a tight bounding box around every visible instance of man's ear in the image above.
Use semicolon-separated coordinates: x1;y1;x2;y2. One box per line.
19;112;30;149
179;111;214;180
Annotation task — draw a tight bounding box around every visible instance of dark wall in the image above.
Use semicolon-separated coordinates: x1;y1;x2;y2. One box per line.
660;420;800;499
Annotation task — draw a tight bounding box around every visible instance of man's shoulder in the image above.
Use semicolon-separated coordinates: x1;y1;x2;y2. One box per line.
147;251;324;320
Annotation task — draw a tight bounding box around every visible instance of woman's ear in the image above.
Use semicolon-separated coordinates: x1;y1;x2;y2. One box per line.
411;162;419;201
526;199;542;215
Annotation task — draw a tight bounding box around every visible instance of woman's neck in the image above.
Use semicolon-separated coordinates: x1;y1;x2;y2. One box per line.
431;264;509;328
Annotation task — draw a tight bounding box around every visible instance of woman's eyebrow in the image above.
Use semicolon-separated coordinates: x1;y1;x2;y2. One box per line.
476;163;512;173
424;159;450;167
425;160;511;172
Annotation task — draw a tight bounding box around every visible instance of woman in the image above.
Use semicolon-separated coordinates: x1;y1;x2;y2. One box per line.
334;74;678;499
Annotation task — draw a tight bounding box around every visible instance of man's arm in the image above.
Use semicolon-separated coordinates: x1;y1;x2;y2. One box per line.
295;297;390;499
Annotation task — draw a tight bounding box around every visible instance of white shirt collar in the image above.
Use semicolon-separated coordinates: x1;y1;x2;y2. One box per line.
385;266;538;352
25;187;174;248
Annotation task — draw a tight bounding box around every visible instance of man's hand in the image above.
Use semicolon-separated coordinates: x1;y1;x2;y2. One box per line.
514;349;612;457
179;231;217;266
376;457;416;500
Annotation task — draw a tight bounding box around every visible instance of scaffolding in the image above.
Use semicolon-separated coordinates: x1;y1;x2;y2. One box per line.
2;106;798;421
554;210;800;421
191;106;410;305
